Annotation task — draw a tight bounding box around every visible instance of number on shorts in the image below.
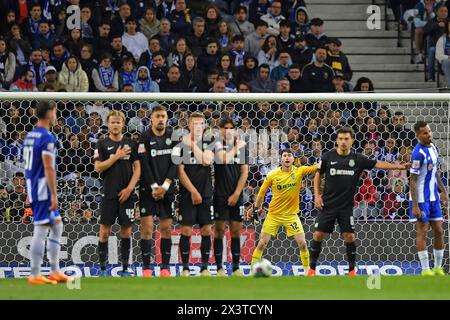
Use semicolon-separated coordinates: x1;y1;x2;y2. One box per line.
126;208;135;222
290;222;300;231
239;206;245;219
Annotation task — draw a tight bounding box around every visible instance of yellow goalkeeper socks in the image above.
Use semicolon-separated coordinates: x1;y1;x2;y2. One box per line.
251;247;263;267
300;248;310;270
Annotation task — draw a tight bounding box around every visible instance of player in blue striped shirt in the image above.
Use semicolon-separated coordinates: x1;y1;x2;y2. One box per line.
24;101;73;285
409;121;448;276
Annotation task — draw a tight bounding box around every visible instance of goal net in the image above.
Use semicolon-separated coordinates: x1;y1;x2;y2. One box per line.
0;92;448;277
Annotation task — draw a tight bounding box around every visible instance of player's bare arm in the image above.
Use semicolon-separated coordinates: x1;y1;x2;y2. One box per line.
409;173;422;219
95;145;131;173
119;159;141;204
374;160;410;170
42;153;58;211
178;164;202;205
228;164;249;207
436;168;449;206
313;171;323;210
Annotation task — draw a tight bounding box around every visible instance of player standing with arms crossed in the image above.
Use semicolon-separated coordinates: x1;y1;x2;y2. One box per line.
94;111;141;277
138;105;178;277
213;118;248;276
309;127;409;276
252;148;319;273
409;121;448;276
25;101;73;284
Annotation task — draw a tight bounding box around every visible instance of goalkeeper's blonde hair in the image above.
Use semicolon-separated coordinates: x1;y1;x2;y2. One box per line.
106;110;126;124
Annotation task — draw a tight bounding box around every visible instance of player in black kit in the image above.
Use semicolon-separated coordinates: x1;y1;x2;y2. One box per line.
308;127;409;276
176;112;215;277
138;105;177;278
213;118;248;276
94;111;141;277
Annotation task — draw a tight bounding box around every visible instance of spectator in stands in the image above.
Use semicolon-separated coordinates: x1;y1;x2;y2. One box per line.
0;184;17;222
0;10;17;39
10;68;38;91
133;65;160;92
414;0;439;63
423;4;448;81
325;38;353;81
435;19;450;86
129;105;150;133
248;0;271;24
302;118;321;144
38;65;65;91
157;18;178;55
31;20;55;50
216;20;233;53
292;6;310;38
261;0;286;36
118;56;137;90
277;20;295;52
160;65;187;92
139;7;161;40
197;38;221;73
352;76;376;115
287;64;302;92
79;44;98;91
218;72;237;92
59;55;89;92
150;52;169;84
53;6;68;41
50;41;70;72
238;81;252;92
217;53;238;84
271;50;292;81
27;48;48;87
8;23;32;78
210;79;226;93
167;0;193;37
80;5;95;42
167;37;190;69
229;34;250;68
109;35;132;71
22;3;43;42
301;47;334;92
110;2;132;38
276;78;290;93
382;178;409;220
381;136;399;163
257;35;280;70
64;28;85;58
94;21;112;58
388;111;417;147
181;53;206;92
290;34;313;70
308;138;324;164
250;63;276;93
229;5;255;37
245;20;269;57
354;171;379;219
236;56;258;84
305;18;328;51
205;4;221;37
66;103;88;135
122;17;149;62
332;71;351;92
187;17;208;57
59;133;92;179
0;37;16;90
92;53;119;92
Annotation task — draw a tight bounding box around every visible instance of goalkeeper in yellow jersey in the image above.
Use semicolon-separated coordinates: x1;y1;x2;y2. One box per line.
251;148;320;273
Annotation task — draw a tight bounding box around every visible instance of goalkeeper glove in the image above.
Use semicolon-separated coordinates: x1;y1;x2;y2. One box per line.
252;204;261;224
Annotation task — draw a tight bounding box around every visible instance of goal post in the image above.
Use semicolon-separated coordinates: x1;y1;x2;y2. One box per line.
0;92;448;277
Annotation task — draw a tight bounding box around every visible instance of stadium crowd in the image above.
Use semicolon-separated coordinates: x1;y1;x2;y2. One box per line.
0;0;447;224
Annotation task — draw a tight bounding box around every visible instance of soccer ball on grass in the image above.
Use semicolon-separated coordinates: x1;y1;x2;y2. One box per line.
252;258;273;277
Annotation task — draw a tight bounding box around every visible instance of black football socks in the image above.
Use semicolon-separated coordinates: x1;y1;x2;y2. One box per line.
309;239;322;270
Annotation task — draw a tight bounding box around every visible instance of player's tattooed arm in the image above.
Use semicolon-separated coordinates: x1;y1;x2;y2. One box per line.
410;173;421;218
436;168;449;206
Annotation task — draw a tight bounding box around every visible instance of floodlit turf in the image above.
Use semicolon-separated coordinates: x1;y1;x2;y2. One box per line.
1;276;450;300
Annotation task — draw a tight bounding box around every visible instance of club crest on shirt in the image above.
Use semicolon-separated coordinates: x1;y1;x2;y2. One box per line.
291;174;295;180
412;160;420;169
166;138;171;145
349;159;355;167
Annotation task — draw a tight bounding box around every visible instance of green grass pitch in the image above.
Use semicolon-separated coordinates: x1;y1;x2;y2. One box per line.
0;276;450;300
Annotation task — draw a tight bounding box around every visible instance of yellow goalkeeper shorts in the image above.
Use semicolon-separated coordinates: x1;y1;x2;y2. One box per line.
261;214;304;237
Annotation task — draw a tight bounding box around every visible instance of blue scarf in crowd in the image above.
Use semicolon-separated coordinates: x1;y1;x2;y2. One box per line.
122;70;136;85
99;65;114;88
43;0;63;20
136;78;151;92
